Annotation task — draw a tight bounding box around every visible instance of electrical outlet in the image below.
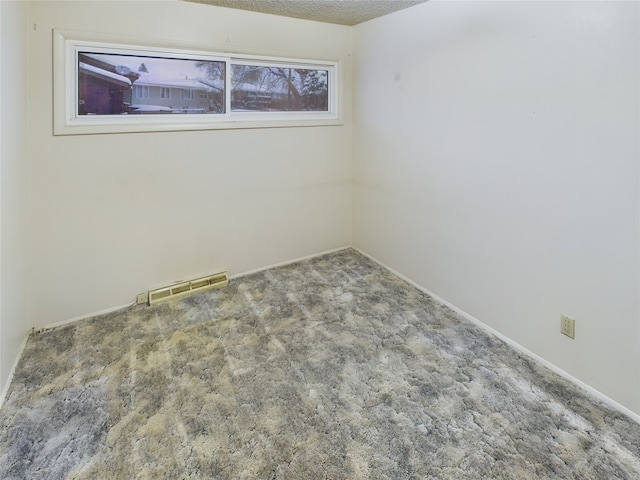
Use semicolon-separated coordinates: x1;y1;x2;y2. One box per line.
136;292;148;305
560;314;575;339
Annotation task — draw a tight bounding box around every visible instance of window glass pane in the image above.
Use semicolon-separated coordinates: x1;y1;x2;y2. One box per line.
78;52;225;115
231;65;328;112
135;85;149;99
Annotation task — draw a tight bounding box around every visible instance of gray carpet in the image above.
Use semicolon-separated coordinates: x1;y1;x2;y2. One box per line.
0;249;638;479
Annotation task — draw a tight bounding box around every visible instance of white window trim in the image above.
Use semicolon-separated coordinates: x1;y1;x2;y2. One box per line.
135;85;149;99
53;30;343;136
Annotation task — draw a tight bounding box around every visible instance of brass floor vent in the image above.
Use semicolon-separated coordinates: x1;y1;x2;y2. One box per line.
148;271;228;305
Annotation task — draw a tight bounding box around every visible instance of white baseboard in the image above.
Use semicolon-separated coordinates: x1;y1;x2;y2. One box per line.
36;247;352;333
230;245;352;280
354;247;640;424
39;302;135;333
0;333;29;409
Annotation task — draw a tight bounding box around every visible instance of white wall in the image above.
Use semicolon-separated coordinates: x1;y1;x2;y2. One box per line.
0;0;30;400
28;1;352;327
353;1;639;414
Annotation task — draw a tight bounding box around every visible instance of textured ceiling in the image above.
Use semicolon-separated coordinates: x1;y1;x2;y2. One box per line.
184;0;428;26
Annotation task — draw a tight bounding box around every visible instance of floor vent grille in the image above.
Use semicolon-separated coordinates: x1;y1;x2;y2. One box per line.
148;271;228;305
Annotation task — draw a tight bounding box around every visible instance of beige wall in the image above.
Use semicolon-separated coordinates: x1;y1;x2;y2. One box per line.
28;0;352;327
353;1;639;414
1;0;30;401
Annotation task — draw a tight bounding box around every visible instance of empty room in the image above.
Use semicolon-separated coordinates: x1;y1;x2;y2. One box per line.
0;0;638;477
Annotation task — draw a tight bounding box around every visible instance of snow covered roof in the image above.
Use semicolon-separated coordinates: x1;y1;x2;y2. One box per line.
232;82;291;95
80;53;224;92
135;72;223;91
79;62;131;88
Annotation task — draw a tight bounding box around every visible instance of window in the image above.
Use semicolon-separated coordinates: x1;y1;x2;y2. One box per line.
54;30;341;135
135;85;149;99
76;51;223;116
231;64;329;112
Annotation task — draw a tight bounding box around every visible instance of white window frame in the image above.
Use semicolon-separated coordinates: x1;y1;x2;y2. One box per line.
53;30;342;136
160;87;171;99
135;85;149;99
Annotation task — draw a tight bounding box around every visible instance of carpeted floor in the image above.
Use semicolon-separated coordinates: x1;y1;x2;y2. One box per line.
0;248;639;479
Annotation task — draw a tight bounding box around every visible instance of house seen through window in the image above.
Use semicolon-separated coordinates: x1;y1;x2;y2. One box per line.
77;51;330;116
